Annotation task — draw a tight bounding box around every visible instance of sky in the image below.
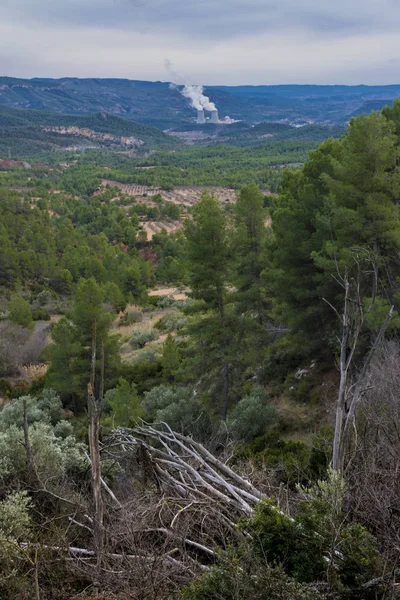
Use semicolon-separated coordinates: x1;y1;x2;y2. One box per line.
1;0;400;85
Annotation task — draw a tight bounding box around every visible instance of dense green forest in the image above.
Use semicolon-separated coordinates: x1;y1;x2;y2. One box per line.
1;103;400;599
97;138;333;191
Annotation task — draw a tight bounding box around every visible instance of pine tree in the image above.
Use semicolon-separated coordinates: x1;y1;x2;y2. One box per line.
184;192;235;420
162;334;180;383
270;111;400;352
45;317;82;408
46;278;120;411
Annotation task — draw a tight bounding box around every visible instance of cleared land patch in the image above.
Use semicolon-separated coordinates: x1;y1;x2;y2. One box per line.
102;180;239;206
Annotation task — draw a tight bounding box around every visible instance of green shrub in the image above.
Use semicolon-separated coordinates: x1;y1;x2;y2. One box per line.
147;295;160;307
129;348;158;363
233;431;328;486
228;387;278;442
119;360;163;395
241;470;382;598
0;390;63;432
9;295;33;328
142;384;212;438
142;384;191;416
104;378;144;427
157;295;178;309
155;311;187;333
181;551;326;600
156;397;212;437
129;328;159;348
31;307;51;321
32;289;53;308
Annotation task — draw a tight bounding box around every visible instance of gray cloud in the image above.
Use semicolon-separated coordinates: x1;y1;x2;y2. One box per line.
3;0;400;38
1;0;400;83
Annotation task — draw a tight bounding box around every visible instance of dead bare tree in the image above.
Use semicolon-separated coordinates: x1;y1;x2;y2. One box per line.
323;249;394;473
87;320;104;570
346;341;400;560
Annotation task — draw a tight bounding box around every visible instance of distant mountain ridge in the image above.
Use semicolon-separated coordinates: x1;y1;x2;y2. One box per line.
0;77;400;128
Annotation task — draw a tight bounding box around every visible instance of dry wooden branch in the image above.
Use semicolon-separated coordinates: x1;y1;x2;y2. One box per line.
109;422;265;518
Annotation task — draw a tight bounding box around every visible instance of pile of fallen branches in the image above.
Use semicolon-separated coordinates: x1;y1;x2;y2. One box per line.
109;423;265;519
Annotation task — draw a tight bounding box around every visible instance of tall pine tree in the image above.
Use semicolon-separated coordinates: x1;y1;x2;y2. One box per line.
184;192;235;420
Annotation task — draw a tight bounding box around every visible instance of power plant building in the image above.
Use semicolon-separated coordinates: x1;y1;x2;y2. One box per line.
210;110;219;123
196;108;219;124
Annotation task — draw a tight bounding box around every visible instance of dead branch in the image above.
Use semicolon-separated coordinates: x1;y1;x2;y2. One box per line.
109;422;265;519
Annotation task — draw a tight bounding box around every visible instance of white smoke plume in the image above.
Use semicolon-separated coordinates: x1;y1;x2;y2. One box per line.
164;59;217;112
181;84;216;112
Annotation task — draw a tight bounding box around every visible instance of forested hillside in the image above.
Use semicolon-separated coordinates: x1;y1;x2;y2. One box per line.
1;102;400;598
0;104;178;157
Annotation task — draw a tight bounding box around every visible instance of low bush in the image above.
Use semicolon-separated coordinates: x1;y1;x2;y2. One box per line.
129;328;159;348
228;387;278;442
241;471;382;598
31;308;51;321
233;430;328;486
181;551;326;600
157;295;178;309
155;311;187;333
142;384;212;438
9;296;33;328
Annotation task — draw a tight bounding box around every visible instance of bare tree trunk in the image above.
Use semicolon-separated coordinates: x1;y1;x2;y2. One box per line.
328;269;394;474
332;281;351;472
88;320;104;570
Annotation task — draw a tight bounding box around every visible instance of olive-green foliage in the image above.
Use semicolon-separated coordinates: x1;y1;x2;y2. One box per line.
228;387;278;442
0;390;62;431
142;384;212;438
9;295;32;328
129;327;159;348
119;309;142;326
0;390;84;486
103;281;127;312
129;347;158;363
142;384;192;416
153;231;188;286
155;311;187;333
242;470;382;598
0;491;33;597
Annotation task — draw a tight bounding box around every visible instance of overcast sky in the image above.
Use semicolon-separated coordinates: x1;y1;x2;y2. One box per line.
1;0;399;85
